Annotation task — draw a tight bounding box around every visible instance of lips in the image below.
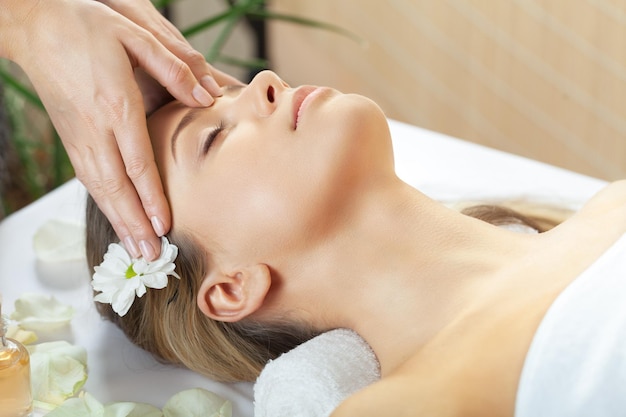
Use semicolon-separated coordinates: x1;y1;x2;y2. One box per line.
292;86;318;129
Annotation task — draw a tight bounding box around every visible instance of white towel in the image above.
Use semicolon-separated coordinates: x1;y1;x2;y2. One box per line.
515;233;626;416
253;328;380;417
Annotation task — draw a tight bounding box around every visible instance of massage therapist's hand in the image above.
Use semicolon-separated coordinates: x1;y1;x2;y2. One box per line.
96;0;242;113
0;0;238;260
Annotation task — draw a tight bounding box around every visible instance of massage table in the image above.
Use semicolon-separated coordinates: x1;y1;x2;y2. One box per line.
0;120;607;416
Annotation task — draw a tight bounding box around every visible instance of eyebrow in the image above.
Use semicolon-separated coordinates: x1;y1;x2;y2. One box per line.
170;84;245;161
171;107;202;162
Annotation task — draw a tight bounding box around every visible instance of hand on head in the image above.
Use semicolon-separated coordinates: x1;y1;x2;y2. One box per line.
1;0;242;260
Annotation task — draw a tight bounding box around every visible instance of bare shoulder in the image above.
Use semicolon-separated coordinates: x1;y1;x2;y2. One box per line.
579;179;626;213
330;377;414;417
330;373;461;417
569;179;626;232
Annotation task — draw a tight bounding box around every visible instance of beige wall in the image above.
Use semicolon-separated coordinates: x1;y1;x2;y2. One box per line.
267;0;626;181
171;0;255;82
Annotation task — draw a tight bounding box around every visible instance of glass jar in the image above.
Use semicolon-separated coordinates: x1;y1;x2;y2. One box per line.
0;300;33;417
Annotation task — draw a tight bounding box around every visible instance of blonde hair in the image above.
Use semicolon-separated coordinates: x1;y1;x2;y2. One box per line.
85;195;317;382
85;196;569;382
456;200;572;232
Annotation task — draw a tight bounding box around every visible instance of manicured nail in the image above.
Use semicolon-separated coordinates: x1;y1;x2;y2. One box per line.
139;240;157;261
124;236;141;258
192;83;214;106
151;216;166;237
202;75;222;96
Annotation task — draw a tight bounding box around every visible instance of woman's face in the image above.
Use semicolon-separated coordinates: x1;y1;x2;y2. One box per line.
147;70;392;264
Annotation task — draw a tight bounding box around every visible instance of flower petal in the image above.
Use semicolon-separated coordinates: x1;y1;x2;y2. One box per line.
10;294;75;332
28;341;88;406
111;279;141;316
142;272;168;289
92;236;179;317
162;388;232;417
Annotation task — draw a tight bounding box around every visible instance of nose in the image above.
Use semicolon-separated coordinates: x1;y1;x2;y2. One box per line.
245;70;288;117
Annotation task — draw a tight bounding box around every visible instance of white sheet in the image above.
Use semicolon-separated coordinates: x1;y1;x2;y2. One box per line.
0;119;607;416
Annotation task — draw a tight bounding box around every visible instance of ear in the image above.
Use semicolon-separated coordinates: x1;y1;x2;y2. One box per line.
197;263;272;322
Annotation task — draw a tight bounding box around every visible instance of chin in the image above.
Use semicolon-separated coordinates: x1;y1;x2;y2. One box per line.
336;93;392;155
312;93;395;192
344;93;389;133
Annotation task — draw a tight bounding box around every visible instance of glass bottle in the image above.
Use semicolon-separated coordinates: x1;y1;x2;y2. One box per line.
0;296;33;417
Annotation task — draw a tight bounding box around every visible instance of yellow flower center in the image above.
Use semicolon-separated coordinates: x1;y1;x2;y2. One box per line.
125;264;137;279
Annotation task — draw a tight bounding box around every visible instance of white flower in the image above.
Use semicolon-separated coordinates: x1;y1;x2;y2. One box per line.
91;236;180;317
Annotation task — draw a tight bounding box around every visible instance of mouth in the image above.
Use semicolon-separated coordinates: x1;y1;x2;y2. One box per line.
292;86;319;129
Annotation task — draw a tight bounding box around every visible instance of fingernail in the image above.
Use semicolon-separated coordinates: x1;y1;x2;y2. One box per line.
193;83;214;106
151;216;166;237
139;240;157;261
124;236;141;259
202;75;222;96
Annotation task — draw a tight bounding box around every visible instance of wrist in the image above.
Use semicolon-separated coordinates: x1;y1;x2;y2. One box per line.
0;0;43;60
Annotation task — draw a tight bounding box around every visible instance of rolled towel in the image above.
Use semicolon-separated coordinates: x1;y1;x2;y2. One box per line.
254;328;380;417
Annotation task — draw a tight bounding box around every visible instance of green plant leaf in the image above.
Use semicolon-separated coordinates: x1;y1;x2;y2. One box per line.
0;66;44;110
52;129;73;187
151;0;176;9
216;54;268;70
247;10;365;46
205;12;241;62
180;6;243;38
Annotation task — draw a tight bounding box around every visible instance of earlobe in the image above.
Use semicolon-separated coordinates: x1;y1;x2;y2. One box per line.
197;264;272;322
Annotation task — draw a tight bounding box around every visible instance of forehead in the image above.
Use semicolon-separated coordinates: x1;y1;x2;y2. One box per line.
147;101;189;156
148;101;186;132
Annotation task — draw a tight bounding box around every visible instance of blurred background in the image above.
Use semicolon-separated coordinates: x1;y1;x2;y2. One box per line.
1;0;625;217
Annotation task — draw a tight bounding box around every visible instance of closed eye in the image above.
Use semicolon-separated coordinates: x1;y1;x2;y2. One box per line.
202;120;226;156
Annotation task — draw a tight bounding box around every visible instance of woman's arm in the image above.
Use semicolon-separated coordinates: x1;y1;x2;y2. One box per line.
0;0;238;260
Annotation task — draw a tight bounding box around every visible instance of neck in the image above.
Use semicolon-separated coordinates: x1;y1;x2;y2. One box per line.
275;177;536;375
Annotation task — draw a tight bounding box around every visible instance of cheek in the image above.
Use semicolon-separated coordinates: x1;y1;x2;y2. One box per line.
219;112;389;252
169;167;298;259
194;165;336;258
220;174;313;249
